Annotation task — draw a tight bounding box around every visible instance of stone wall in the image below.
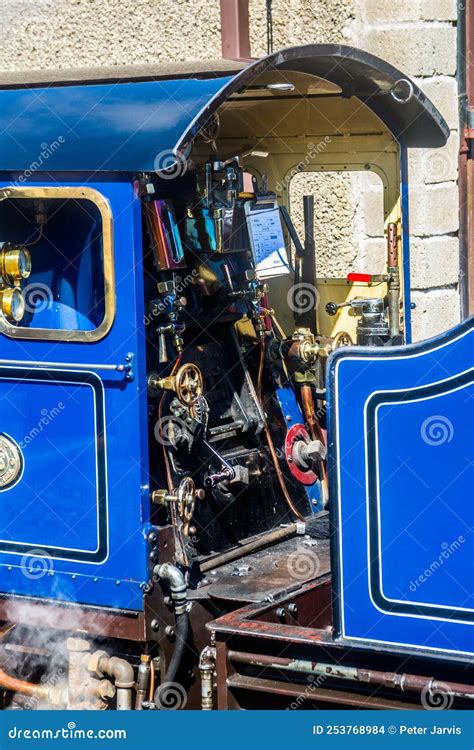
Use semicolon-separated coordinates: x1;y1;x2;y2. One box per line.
0;0;460;340
349;0;460;339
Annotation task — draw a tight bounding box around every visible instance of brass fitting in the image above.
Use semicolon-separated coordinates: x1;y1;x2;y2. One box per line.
147;363;203;406
291;328;331;364
151;478;200;536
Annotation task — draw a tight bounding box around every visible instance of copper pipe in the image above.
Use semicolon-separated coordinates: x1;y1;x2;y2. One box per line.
148;658;156;703
256;337;265;400
0;668;48;700
387;222;401;337
228;651;474;700
300;384;317;439
387;222;399;267
256;339;304;522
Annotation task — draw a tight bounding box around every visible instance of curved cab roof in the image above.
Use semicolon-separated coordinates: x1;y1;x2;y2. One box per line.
0;45;449;173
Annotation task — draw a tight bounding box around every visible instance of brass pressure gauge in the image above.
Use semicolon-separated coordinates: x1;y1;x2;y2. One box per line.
0;245;31;284
1;287;25;322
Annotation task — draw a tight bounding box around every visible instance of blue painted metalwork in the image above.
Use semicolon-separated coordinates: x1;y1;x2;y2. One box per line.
0;45;453;629
0;45;449;174
0;174;150;611
0;77;232;173
328;316;474;657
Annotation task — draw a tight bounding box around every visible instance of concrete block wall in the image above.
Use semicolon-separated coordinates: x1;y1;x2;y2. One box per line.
0;0;461;341
348;0;460;340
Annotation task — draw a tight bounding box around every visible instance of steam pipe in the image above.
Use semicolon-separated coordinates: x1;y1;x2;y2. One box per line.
89;651;135;710
67;637;90;708
0;668;49;701
135;655;151;710
153;563;189;698
228;651;474;700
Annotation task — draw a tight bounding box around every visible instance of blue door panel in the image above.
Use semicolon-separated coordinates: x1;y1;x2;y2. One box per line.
328;317;474;658
0;176;150;612
0;372;101;553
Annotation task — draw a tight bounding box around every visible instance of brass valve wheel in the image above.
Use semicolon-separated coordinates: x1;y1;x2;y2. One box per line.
175;363;203;407
147;363;204;407
176;476;194;508
151;477;198;536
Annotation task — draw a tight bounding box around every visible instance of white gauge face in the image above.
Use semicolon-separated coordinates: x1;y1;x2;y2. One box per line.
17;248;31;279
8;287;25;322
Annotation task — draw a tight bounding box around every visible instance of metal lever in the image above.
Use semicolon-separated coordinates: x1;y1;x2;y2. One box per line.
325;298;371;316
158;331;168;363
202;439;236;487
0;354;135;381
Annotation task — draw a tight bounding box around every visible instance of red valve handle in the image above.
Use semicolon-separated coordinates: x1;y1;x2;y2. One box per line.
347;272;373;283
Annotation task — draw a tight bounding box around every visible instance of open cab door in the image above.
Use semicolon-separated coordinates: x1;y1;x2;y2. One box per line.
328;317;474;659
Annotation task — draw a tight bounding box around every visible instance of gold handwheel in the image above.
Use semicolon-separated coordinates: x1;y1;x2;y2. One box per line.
177;477;196;536
175;363;204;407
177;477;195;513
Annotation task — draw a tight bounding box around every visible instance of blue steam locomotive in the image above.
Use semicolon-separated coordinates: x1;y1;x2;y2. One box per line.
0;45;471;710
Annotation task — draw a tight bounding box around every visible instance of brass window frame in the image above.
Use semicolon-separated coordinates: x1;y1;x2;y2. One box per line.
0;186;115;342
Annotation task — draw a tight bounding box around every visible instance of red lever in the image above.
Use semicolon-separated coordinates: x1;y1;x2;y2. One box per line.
347;272;373;283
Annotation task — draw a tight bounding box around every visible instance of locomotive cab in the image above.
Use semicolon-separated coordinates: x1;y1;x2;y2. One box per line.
0;45;472;711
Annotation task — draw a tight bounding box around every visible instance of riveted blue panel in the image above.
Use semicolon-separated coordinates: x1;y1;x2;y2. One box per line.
0;174;150;611
328;317;474;658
